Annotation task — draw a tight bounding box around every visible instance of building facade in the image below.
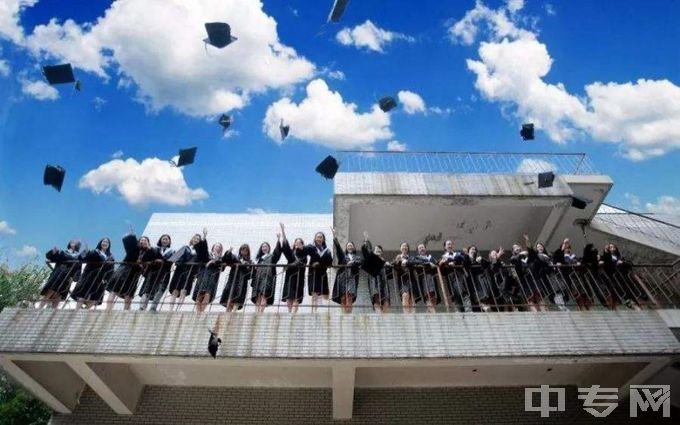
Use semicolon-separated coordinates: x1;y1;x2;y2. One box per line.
1;152;679;423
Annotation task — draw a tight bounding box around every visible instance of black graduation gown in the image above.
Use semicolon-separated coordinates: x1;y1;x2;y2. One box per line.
412;254;440;305
466;256;495;304
251;242;282;305
489;259;521;306
392;254;422;302
331;238;363;305
70;249;114;304
41;248;81;300
280;239;307;303
439;251;468;308
306;244;332;296
220;252;254;308
168;245;199;294
361;240;391;306
106;234;154;298
601;251;640;303
138;246;175;297
192;239;222;303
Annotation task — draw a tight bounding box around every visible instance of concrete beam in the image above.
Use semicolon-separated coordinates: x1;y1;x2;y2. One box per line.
332;366;356;420
0;357;78;413
618;357;672;400
66;361;143;415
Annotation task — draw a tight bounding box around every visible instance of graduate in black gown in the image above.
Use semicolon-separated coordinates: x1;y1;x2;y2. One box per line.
106;234;155;311
488;247;522;311
306;231;333;312
251;234;282;313
192;229;224;313
393;242;421;313
138;234;175;311
413;243;440;313
70;238;114;309
280;222;308;313
220;244;254;312
465;245;498;312
39;239;82;308
331;227;363;313
167;232;203;310
600;243;643;310
361;231;392;313
438;239;469;312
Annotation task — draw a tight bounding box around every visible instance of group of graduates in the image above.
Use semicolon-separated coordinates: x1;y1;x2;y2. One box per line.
38;222;646;313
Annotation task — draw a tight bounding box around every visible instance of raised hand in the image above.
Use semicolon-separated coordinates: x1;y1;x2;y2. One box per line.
330;226;336;237
363;231;369;241
203;227;208;238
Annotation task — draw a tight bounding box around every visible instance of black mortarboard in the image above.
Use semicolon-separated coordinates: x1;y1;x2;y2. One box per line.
208;330;221;358
378;96;398;112
537;171;555;188
571;196;588;210
204;22;237;49
174;147;197;167
42;64;76;85
520;123;535;140
316;155;340;179
279;119;290;141
218;114;231;131
328;0;350;23
43;165;65;192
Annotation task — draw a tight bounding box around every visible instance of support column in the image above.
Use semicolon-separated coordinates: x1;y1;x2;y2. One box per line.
0;357;77;413
332;366;356;420
66;361;143;415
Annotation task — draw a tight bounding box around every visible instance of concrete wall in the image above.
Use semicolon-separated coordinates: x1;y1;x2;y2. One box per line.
49;386;672;425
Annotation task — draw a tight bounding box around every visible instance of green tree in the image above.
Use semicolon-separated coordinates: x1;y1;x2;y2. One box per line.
0;260;52;425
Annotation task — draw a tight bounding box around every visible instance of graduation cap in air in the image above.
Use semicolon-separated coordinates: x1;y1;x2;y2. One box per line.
520;123;535;141
378;96;398;113
328;0;350;23
43;165;66;192
42;64;81;90
537;171;555;188
171;147;197;167
204;22;238;49
571;196;589;210
208;329;222;358
218;114;232;132
279;119;290;141
316;155;340;179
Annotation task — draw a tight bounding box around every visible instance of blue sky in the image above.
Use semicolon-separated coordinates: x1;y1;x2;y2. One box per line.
0;0;679;261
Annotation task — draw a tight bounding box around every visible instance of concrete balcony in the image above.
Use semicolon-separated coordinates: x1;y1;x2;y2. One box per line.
1;308;679;420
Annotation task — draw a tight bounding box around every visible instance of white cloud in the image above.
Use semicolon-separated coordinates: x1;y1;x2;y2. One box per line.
645;196;680;215
263;79;392;149
336;20;414;53
387;140;407;152
0;0;37;43
506;0;525;14
79;157;208;207
17;0;316;117
397;90;426;115
451;1;680;160
0;220;17;235
515;158;557;173
15;244;38;257
93;96;107;111
246;208;274;215
111;150;123;159
326;69;345;80
544;3;556;16
428;106;454;116
0;58;8;76
624;192;640;209
20;78;59;100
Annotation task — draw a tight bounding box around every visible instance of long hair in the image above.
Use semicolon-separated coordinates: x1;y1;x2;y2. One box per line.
139;236;151;249
238;243;251;261
157;234;172;248
95;238;112;256
345;241;355;254
256;242;271;261
67;239;81;252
